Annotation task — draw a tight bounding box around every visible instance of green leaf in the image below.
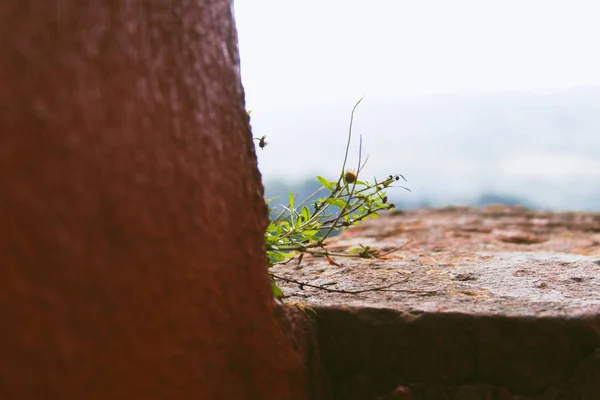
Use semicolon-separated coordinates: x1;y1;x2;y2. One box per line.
269;251;285;262
325;198;347;209
265;196;281;204
288;191;296;226
302;229;320;237
271;279;284;298
301;206;311;222
317;176;335;191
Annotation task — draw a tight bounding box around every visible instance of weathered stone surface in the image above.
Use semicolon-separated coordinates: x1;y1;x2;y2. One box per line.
314;308;600;399
279;306;334;399
0;1;312;399
273;205;600;399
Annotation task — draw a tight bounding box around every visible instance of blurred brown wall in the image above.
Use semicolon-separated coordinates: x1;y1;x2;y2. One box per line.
0;1;307;399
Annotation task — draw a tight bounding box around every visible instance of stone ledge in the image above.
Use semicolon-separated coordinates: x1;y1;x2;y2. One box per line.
314;307;600;399
274;205;600;399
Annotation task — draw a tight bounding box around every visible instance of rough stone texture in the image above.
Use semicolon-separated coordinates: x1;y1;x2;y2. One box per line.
279;306;334;400
273;205;600;399
0;1;313;399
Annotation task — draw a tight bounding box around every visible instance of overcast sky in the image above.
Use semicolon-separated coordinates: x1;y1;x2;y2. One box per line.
233;1;600;210
235;0;600;108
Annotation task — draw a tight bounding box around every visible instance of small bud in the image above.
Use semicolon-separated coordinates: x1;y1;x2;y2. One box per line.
344;169;358;184
258;136;268;149
254;135;268;149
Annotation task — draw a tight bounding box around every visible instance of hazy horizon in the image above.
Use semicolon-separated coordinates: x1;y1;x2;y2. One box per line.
234;1;600;211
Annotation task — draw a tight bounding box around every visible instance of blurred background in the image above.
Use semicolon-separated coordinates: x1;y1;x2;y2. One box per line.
234;0;600;212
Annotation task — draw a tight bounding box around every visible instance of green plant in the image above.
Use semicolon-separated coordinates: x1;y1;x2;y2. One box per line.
252;98;410;298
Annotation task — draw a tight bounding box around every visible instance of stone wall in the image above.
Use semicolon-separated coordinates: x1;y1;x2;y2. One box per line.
0;1;308;399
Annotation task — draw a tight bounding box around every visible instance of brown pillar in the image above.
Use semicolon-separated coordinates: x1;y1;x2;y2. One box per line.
0;1;307;399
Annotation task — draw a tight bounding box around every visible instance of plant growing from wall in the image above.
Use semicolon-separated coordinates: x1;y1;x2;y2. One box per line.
251;98;409;298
